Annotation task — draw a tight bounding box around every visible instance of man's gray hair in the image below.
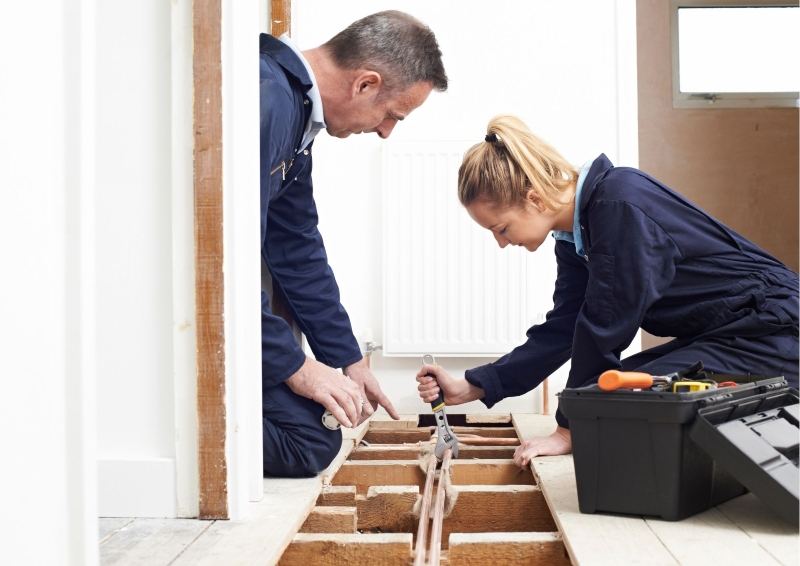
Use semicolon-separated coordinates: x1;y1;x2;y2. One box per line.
323;10;448;93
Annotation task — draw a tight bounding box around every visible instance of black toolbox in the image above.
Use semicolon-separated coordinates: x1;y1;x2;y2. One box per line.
558;377;799;523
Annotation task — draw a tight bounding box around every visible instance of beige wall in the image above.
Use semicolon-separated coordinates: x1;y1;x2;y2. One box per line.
637;0;798;348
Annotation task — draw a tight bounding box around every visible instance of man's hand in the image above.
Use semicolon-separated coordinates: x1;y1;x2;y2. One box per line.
513;426;572;468
416;364;484;406
285;357;363;428
344;357;400;423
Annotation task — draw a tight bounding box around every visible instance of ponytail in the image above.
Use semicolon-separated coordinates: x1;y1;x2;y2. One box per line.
458;115;577;210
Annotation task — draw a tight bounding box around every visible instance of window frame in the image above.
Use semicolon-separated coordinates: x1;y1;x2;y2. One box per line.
671;0;799;108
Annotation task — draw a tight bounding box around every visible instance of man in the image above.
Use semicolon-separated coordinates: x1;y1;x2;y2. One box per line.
260;11;448;477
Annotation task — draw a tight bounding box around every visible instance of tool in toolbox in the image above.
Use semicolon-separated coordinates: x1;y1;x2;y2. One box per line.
598;361;727;392
423;354;459;461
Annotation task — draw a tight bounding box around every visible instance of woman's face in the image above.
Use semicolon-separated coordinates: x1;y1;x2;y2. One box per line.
466;192;563;252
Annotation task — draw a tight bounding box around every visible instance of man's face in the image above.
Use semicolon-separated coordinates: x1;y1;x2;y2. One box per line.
326;79;433;139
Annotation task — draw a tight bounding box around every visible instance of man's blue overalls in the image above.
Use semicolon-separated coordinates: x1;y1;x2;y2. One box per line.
259;34;363;477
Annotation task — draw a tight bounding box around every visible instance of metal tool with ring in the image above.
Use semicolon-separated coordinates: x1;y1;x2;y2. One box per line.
423;354;459;460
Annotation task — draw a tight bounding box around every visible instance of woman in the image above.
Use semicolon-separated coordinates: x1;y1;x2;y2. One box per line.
416;115;799;467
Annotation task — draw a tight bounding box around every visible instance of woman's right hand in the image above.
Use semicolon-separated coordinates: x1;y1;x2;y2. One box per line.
416;364;484;406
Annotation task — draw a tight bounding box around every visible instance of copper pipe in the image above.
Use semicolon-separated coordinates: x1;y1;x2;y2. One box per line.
427;448;452;566
412;454;438;565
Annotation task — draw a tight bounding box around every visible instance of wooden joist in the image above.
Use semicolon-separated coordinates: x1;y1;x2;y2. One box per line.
349;444;516;460
357;485;419;533
331;461;425;494
278;533;413;566
448;532;571;566
316;485;357;506
362;426;518;444
362;429;431;444
300;506;357;534
450;426;518;438
450;459;535;486
312;485;557;538
443;485;557;540
332;458;534;494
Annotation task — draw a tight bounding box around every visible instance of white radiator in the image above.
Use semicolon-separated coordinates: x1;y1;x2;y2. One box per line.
382;141;558;357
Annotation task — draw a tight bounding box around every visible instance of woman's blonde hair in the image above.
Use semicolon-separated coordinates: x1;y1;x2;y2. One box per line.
458;115;577;210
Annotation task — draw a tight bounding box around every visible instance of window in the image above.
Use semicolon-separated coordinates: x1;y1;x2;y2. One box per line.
671;1;799;108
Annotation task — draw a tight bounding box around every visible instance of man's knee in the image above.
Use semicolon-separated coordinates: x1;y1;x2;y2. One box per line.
263;417;343;478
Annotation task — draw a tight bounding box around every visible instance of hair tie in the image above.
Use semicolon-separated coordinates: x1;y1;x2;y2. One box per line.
485;132;500;143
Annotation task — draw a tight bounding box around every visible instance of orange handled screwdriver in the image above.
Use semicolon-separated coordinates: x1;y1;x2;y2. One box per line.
598;370;672;391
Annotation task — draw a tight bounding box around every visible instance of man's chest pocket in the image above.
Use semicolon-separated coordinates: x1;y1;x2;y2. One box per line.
270;151;310;194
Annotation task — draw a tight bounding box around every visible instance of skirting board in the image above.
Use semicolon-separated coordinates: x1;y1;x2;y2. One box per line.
98;458;176;518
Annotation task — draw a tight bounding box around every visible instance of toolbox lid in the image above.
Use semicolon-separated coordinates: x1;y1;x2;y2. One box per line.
689;382;799;526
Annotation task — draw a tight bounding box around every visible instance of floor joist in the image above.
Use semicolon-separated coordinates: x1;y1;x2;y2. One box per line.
279;533;413;566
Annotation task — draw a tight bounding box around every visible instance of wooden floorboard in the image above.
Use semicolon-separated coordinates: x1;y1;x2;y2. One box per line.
99;518;135;544
512;413;799;566
99;518;211;566
717;493;799;566
645;506;783;565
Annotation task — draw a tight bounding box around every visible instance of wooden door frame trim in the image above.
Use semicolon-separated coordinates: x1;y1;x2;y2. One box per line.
194;0;228;520
271;0;291;37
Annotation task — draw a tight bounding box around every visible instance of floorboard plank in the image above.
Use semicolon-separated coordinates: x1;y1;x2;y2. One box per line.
712;494;797;565
645;506;783;566
99;518;135;544
100;518;211;566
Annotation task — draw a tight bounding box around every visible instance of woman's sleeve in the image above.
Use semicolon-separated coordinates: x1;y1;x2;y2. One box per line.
465;240;589;407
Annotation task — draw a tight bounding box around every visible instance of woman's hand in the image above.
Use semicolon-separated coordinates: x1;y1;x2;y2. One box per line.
415;364;484;406
513;426;572;467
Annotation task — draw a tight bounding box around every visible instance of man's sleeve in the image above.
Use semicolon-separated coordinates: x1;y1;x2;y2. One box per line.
263;153;362;376
465;241;589;407
554;199;683;427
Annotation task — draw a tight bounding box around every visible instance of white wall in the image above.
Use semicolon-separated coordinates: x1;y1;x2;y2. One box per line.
94;0;181;517
1;0;99;563
292;0;639;416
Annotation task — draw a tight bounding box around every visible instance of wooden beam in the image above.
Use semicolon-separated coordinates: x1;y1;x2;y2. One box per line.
466;414;512;425
194;0;227;520
279;533;413;566
450;427;518;438
357;486;419;533
457;436;519;447
363;427;518;445
443;485;557;542
316;485;357;506
349;444;516;461
448;532;570;566
270;0;291;37
331;461;425;494
349;445;422;460
367;418;422;430
363;429;432;444
300;506;356;534
450;460;535;486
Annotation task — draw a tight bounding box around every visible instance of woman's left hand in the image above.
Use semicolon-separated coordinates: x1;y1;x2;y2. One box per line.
513;426;572;467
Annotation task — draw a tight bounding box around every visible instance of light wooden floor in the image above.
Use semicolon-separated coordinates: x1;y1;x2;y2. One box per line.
100;414;799;566
513;414;799;566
